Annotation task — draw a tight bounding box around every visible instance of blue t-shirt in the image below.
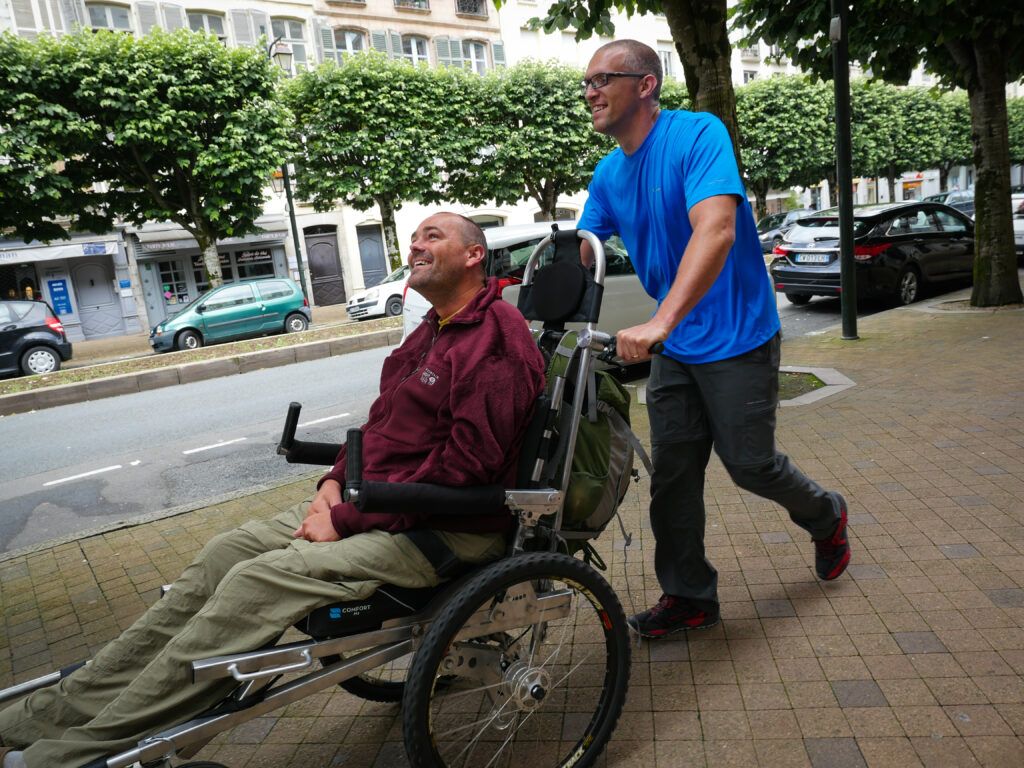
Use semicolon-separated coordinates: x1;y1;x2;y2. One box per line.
578;109;780;364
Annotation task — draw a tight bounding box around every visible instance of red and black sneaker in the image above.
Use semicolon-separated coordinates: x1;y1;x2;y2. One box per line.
627;594;720;638
815;493;851;580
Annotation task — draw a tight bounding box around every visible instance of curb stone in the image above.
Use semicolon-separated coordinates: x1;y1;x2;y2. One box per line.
0;328;402;417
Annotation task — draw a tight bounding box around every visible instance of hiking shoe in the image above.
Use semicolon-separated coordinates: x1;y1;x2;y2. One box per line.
628;594;719;638
815;494;851;580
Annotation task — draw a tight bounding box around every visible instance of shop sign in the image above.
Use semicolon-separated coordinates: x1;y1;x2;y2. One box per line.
82;242;109;255
48;279;73;315
236;248;272;263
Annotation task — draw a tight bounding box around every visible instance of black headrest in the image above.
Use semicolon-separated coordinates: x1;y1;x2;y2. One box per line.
516;226;603;328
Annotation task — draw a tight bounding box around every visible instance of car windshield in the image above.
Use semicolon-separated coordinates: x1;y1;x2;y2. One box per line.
381;265;410;283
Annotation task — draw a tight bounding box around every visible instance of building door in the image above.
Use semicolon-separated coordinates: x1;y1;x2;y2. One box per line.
356;225;387;289
304;227;346;306
72;260;125;338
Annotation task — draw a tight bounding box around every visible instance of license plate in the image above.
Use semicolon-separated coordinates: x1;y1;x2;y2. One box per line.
793;252;831;264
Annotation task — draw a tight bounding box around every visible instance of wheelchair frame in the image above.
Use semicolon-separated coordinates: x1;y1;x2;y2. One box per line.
0;230;634;768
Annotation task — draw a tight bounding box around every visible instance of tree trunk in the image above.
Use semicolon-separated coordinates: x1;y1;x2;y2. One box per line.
533;182;557;221
377;197;403;273
663;0;742;171
196;232;223;289
938;162;951;192
957;39;1023;306
887;164;897;202
752;182;769;222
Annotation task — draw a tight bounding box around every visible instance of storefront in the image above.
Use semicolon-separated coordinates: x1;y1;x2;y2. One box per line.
0;233;141;341
130;222;290;328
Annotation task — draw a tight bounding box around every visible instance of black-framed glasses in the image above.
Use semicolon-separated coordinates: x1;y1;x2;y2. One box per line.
580;71;647;95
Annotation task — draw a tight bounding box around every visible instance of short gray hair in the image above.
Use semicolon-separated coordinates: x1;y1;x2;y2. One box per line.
594;39;663;101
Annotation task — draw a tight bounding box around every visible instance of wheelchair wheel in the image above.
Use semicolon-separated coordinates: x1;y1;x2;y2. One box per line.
402;552;630;768
322;651;410;703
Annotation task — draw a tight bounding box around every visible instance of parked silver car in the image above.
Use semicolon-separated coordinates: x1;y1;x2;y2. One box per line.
757;208;815;253
402;221;656;349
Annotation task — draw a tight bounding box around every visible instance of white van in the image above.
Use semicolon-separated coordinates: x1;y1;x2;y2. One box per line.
402;222;656;344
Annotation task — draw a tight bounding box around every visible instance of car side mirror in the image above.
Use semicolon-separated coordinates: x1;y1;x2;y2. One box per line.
196;304;206;313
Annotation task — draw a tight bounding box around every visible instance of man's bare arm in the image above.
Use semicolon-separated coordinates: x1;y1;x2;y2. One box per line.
614;195;737;361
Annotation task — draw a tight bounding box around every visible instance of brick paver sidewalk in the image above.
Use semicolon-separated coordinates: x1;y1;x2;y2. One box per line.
1;295;1022;767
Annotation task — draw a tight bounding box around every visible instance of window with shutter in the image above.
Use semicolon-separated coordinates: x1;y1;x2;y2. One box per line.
271;18;308;73
463;40;485;74
229;9;253;46
12;0;38;36
389;31;402;58
448;37;465;68
312;18;336;64
188;11;226;41
402;35;429;65
434;36;451;66
336;28;365;58
86;2;132;30
58;0;86;30
135;0;159;33
250;10;270;41
491;40;505;68
370;30;389;54
161;2;186;31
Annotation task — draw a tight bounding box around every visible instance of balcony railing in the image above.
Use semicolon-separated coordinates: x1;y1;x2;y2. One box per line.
455;0;487;17
395;0;430;10
739;46;760;60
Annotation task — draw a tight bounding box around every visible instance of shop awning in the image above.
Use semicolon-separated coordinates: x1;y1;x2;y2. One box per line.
0;237;120;265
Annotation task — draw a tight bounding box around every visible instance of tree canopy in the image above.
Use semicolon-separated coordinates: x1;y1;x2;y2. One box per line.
734;0;1023;306
460;60;613;220
284;54;477;271
736;75;833;219
0;29;293;286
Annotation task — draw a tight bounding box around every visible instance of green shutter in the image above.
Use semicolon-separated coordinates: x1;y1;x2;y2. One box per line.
434;36;451;66
370;30;389;54
492;40;506;68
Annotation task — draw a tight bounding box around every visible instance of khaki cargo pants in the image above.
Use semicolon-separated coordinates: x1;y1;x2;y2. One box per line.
0;501;504;767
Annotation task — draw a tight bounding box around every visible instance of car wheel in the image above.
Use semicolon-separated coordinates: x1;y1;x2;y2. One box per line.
385;296;403;317
19;346;61;376
285;313;309;333
785;293;812;306
176;329;204;351
897;267;921;305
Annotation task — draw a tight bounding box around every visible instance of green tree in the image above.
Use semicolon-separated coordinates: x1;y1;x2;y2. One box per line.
1008;97;1024;173
457;60;612;220
0;29;292;287
734;0;1023;306
736;75;833;219
848;79;906;201
494;0;742;164
925;90;972;194
284;55;476;271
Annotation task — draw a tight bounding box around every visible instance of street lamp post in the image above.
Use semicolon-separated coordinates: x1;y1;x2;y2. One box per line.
268;38;312;304
830;0;858;340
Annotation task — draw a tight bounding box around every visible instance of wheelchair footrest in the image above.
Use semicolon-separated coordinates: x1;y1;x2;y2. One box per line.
296;583;451;639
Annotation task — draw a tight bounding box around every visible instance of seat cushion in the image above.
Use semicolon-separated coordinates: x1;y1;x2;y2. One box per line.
296;582;452;639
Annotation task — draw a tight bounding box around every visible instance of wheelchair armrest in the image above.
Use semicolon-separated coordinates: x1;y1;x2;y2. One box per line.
356;481;506;517
278;439;342;466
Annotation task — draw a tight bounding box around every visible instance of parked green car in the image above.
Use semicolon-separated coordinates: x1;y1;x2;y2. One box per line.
149;278;311;353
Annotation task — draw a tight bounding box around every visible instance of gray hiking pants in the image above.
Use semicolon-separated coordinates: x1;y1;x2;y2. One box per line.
0;501;504;767
647;333;839;609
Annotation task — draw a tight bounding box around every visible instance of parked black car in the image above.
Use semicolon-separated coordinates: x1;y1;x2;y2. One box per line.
769;202;974;306
0;300;73;377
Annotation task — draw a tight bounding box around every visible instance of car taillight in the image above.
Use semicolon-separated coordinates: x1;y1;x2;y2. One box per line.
303;296;309;307
45;316;64;334
853;242;891;261
497;276;522;293
772;244;788;256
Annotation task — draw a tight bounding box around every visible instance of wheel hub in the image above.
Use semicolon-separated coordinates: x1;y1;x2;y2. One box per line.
503;660;551;713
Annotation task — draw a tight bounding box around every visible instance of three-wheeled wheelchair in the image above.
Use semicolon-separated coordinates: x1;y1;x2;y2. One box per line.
0;230;640;768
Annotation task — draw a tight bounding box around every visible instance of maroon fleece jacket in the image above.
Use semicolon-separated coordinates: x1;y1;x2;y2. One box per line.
319;277;546;537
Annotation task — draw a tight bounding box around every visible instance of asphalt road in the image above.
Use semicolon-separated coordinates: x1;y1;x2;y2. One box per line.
0;294;881;555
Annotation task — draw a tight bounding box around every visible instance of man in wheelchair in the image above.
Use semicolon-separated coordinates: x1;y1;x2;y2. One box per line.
0;212;546;768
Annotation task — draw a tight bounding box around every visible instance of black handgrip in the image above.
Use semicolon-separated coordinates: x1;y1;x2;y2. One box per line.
276;402;302;455
283;440;342;466
599;338;665;362
355;481;506;517
344;428;363;501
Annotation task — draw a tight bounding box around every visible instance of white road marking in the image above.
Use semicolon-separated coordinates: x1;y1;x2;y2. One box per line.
130;460;141;466
298;413;351;427
183;437;248;455
44;465;123;487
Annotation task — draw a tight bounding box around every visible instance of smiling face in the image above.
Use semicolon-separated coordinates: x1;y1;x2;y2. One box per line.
584;48;644;138
407;213;485;314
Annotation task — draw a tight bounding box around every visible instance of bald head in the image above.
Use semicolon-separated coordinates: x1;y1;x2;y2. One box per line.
593;39;663;101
